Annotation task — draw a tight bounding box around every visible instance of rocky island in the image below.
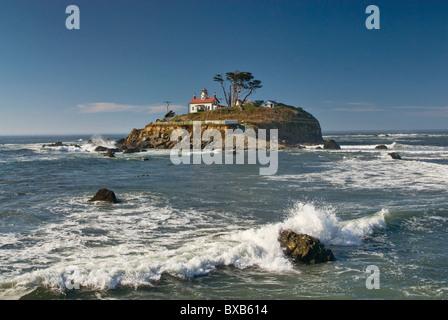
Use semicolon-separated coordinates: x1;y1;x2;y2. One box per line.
121;104;324;151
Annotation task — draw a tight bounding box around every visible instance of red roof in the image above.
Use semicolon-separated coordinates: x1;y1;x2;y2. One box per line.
190;97;217;104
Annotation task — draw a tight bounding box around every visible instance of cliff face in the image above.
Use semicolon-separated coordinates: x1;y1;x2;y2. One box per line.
124;123;236;149
171;105;324;145
123;105;324;149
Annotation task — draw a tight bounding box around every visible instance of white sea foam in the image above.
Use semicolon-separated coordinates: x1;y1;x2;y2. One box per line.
33;136;119;153
278;202;387;246
276;144;448;192
0;200;387;296
82;136;118;152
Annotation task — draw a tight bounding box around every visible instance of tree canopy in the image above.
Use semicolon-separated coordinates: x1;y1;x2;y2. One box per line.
213;70;262;109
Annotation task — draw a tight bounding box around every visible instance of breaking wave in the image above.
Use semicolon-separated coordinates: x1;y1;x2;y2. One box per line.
0;201;388;297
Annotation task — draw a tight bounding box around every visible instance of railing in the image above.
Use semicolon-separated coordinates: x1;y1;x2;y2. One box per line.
148;120;239;126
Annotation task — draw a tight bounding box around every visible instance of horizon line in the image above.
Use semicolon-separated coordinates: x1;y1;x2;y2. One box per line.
1;128;448;137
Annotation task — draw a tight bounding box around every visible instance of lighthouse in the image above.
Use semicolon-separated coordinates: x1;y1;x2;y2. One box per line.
189;87;222;113
201;88;208;100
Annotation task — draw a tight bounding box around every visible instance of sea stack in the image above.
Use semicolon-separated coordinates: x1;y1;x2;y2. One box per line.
88;188;118;203
278;230;335;264
323;139;341;150
388;152;402;160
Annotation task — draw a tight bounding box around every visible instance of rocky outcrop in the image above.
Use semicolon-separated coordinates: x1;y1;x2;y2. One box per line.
388;152;402;160
278;230;335;264
94;146;120;152
88;188;118;203
122;148;142;154
42;142;81;148
123;105;324;150
123;124;230;150
94;146;109;152
323;139;341;150
103;149;116;158
44;142;66;147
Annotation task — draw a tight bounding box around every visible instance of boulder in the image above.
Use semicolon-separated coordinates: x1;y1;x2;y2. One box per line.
123;148;140;154
104;149;116;158
88;188;118;203
42;142;83;149
278;230;335;264
43;142;67;147
388;152;402;160
49;142;65;147
95;146;109;152
323;139;341;150
375;145;388;150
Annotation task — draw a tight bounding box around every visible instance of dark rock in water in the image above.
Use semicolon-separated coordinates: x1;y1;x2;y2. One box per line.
88;188;118;203
278;230;335;264
43;142;82;148
104;149;116;158
43;142;67;147
141;158;149;161
95;146;109;152
323;139;341;150
388;152;402;160
375;145;388;150
95;146;120;153
123;148;140;154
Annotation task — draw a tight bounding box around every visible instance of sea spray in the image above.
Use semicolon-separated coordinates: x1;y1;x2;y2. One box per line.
0;201;389;295
279;202;389;246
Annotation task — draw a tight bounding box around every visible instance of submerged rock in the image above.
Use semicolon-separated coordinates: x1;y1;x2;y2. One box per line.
323;139;341;150
388;152;402;160
88;188;118;203
278;230;335;264
94;146;109;152
122;148;140;154
42;142;81;148
103;149;116;158
46;142;66;147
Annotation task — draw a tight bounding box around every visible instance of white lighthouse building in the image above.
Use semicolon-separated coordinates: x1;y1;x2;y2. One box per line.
189;88;221;113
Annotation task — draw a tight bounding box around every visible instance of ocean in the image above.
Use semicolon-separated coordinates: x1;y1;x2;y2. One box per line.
0;131;447;300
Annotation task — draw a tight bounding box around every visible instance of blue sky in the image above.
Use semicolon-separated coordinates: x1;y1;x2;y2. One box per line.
0;0;447;135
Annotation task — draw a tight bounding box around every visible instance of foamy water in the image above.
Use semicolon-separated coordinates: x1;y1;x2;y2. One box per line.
0;132;447;299
0;199;388;297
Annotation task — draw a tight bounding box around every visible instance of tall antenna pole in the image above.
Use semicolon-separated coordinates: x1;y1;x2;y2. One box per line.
164;101;171;114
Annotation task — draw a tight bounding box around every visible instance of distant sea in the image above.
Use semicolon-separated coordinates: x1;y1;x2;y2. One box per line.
0;131;447;300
